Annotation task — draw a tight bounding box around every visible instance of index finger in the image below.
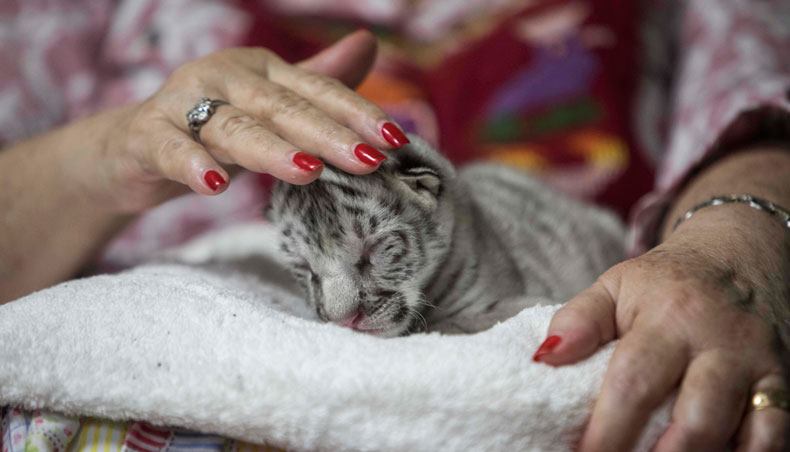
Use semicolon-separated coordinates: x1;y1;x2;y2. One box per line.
580;329;688;452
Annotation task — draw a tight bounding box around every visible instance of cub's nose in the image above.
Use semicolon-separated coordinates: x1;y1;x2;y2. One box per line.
335;310;364;329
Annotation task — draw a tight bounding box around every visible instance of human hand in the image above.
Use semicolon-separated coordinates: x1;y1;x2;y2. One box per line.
535;205;789;451
87;30;406;213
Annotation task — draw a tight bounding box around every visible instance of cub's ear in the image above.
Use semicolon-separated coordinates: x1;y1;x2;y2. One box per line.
387;134;454;211
393;154;443;211
400;166;441;198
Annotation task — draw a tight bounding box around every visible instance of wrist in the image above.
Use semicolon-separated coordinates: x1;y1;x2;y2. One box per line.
667;202;787;256
52;105;139;234
61;104;151;213
660;147;790;241
0;106;139;301
664;204;789;318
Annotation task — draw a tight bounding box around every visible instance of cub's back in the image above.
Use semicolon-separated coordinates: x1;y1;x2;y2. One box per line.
459;163;625;301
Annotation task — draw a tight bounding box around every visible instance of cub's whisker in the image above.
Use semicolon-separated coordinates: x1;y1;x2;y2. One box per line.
414;298;437;309
409;307;428;332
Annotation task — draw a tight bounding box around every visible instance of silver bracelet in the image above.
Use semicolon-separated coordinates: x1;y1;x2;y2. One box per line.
673;194;790;231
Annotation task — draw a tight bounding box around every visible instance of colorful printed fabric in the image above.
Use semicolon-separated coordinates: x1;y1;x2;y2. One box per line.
246;0;653;216
0;411;282;452
71;418;128;451
0;408;79;452
121;422;171;452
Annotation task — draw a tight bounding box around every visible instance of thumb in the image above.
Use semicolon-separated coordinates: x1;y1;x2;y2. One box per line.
298;29;378;89
533;277;619;366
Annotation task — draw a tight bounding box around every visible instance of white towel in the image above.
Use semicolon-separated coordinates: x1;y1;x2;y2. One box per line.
0;222;670;451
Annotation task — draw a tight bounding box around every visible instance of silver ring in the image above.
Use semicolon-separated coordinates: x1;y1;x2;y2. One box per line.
186;97;229;142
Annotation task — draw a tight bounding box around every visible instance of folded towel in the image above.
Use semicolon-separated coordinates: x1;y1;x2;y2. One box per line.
0;222;670;451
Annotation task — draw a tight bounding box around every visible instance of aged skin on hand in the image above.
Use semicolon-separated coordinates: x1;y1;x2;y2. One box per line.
541;146;790;451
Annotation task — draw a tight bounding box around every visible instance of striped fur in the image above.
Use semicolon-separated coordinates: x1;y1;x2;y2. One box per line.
269;136;624;336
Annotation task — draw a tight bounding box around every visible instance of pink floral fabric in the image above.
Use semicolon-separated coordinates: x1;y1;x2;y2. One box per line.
0;0;249;144
629;0;790;253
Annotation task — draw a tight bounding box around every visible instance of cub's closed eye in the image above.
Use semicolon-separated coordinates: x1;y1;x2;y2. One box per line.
356;247;375;275
293;262;312;274
356;236;388;274
366;236;387;256
292;262;320;286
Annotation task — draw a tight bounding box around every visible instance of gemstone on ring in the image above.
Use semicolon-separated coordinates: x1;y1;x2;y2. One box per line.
186;97;228;142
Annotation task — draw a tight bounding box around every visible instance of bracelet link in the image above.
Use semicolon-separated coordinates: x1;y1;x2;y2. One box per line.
673;194;790;231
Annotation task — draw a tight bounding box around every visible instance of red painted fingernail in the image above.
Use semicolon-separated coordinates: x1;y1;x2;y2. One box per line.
532;335;562;362
293;151;323;172
381;122;410;148
203;170;226;192
354;143;386;166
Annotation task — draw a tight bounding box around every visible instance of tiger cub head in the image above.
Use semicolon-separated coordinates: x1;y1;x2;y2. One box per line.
269;135;457;337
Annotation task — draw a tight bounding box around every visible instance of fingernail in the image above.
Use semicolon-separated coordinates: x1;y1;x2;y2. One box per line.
354;143;386;166
203;170;226;192
381;122;410;148
293;151;323;172
532;335;562;362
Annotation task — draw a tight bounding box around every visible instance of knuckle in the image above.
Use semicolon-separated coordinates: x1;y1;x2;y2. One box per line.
216;113;259;138
134;98;158;118
253;47;278;64
167;62;203;88
268;89;314;119
605;368;655;408
207;48;241;67
314;120;347;143
676;419;723;448
304;73;386;119
129;100;168;130
213;48;237;60
245;86;271;105
255;47;274;59
156;136;193;161
349;101;387;126
554;302;594;329
303;72;345;94
362;104;388;122
728;316;772;349
603;260;631;281
168;64;192;82
151;136;195;179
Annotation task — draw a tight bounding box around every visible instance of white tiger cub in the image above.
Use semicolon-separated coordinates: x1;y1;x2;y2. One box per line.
268;136;624;337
